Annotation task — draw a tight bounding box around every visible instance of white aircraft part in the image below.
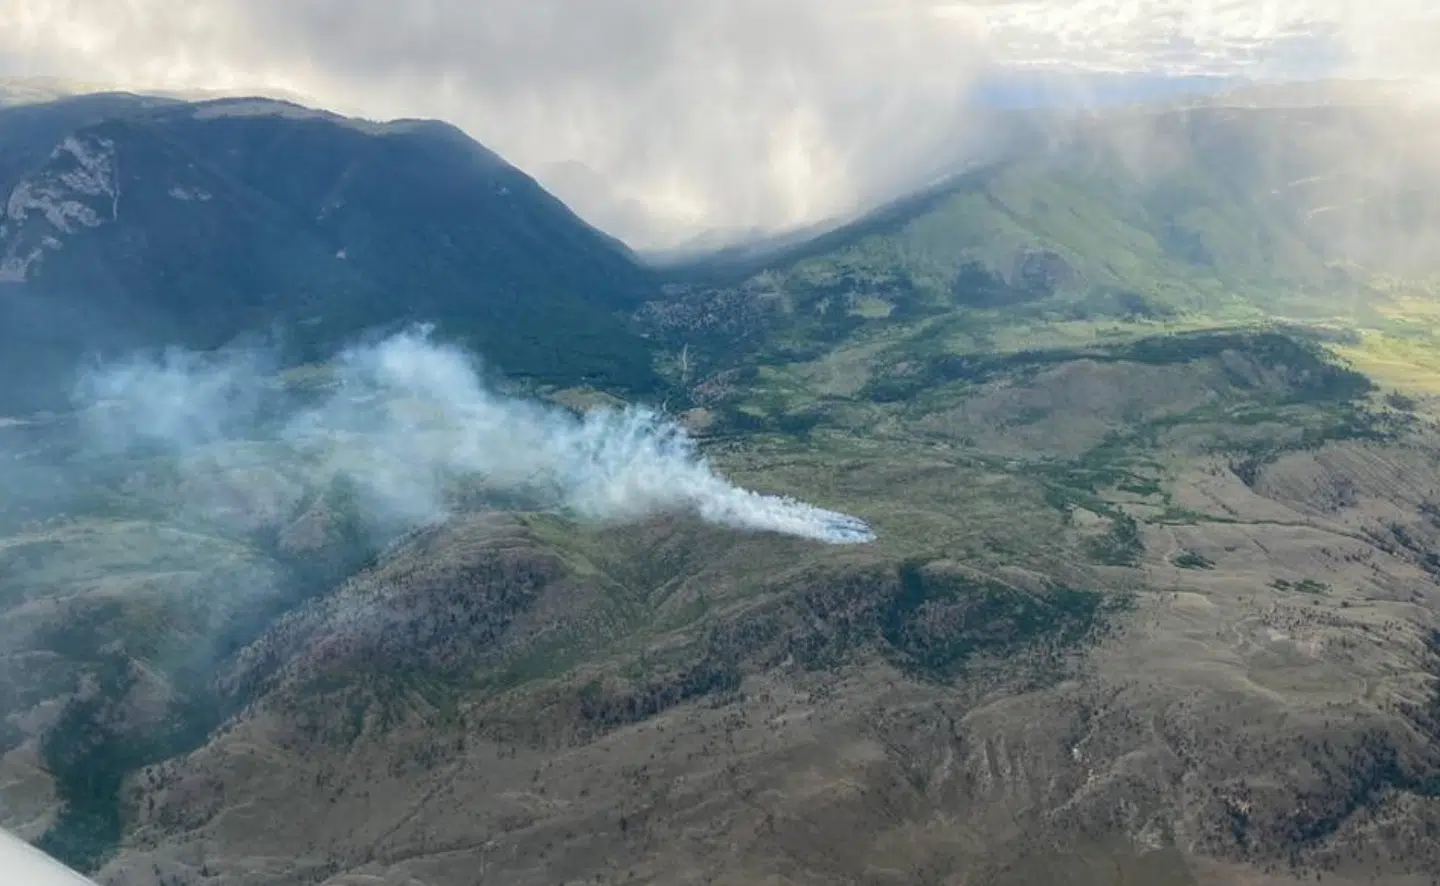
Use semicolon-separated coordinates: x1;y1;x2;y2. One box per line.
0;828;100;885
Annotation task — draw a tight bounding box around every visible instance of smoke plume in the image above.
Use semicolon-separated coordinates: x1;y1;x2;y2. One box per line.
75;328;874;545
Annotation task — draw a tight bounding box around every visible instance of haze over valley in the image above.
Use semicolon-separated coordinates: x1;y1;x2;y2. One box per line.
4;3;1440;885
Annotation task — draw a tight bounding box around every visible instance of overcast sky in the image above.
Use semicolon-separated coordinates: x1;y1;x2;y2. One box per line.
2;0;1436;247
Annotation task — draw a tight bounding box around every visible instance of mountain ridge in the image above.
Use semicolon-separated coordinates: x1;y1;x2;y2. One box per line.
0;94;660;414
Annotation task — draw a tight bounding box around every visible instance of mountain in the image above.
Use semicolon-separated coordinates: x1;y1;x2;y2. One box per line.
5;84;1440;886
642;96;1440;417
967;69;1241;109
0;96;659;413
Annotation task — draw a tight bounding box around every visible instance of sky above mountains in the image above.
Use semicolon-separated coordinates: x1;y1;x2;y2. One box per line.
2;0;1435;247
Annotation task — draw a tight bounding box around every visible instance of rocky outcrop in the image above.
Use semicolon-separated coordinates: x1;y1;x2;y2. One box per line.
0;134;119;282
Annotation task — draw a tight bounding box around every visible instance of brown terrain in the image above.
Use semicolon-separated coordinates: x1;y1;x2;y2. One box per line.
2;338;1435;886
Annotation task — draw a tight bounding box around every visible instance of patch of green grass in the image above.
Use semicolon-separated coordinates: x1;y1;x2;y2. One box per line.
1335;333;1440;396
882;562;1120;681
1154;506;1241;525
1084;512;1144;567
1172;550;1216;570
1270;578;1331;595
485;635;602;692
36;655;217;873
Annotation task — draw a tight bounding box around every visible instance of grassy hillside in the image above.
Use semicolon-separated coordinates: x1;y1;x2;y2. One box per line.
646;103;1440;396
30;325;1432;886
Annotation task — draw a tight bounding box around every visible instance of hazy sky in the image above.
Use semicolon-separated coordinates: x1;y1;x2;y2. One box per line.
2;0;1436;246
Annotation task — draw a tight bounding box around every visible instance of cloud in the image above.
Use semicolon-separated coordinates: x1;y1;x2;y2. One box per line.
1;0;1437;246
965;1;1439;80
0;0;988;246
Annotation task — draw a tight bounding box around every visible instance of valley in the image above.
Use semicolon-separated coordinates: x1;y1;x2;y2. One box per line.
2;86;1440;885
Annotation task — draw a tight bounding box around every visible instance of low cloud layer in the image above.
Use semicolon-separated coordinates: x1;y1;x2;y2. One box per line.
75;329;874;545
4;1;1436;247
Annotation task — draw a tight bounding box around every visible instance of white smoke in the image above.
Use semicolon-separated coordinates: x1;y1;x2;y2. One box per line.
76;328;874;545
74;345;274;451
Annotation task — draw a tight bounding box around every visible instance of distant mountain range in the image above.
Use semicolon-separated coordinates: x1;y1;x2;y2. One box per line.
3;79;1437;418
